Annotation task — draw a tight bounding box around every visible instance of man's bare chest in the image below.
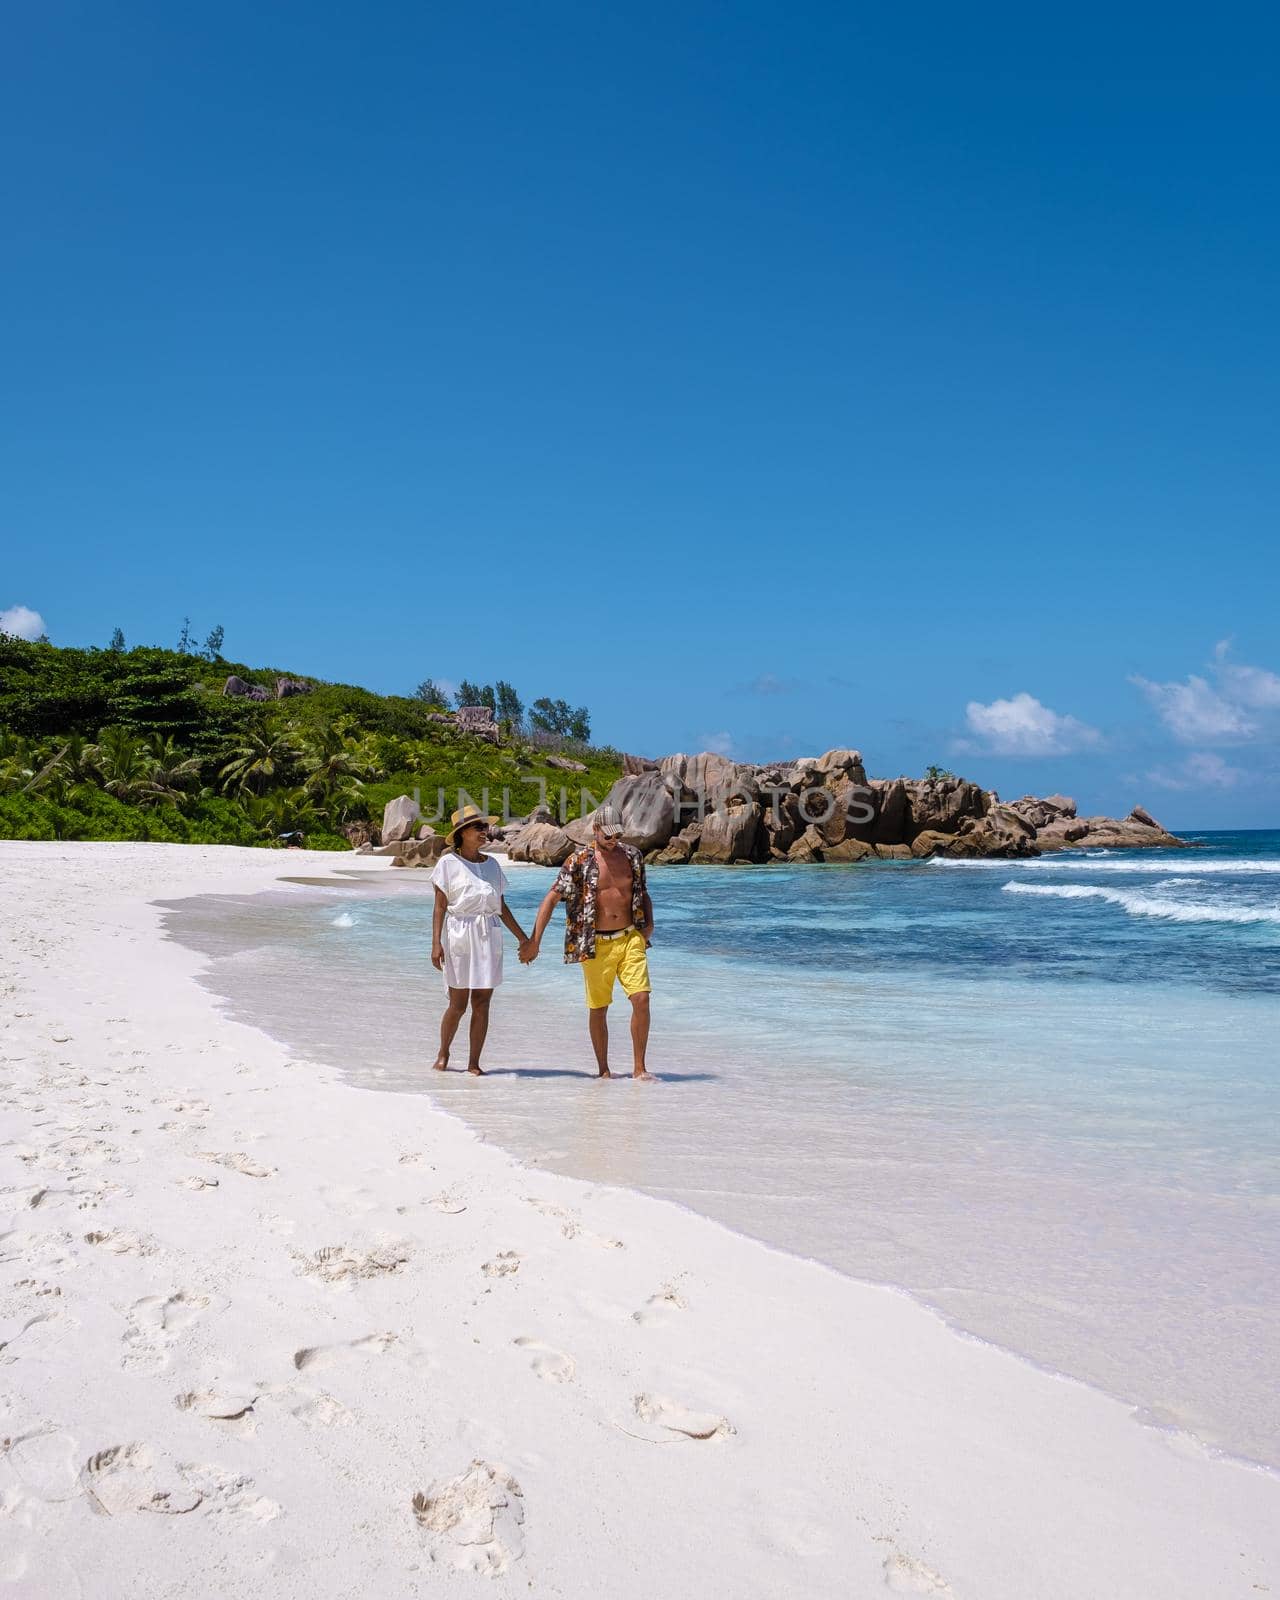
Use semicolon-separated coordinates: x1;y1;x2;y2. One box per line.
593;855;634;899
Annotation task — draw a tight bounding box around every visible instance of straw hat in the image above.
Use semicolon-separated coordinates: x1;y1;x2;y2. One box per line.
447;803;499;843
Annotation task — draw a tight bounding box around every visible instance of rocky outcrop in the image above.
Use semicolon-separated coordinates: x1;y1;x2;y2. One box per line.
846;778;910;844
364;747;1189;868
455;706;500;743
693;802;760;864
579;748;1191;865
274;676;310;699
508;821;574;866
1006;793;1077;830
1057;811;1184;850
594;770;680;852
222;675;270;702
381;794;421;846
340;820;380;849
545;755;588;772
391;836;447;868
906;778;988;836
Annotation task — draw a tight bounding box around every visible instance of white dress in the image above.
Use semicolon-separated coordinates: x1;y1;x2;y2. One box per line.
429;851;510;990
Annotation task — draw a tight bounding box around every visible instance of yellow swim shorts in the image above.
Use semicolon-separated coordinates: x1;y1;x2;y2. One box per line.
581;927;651;1009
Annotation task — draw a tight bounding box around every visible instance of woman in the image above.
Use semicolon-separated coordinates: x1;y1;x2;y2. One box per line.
429;804;534;1075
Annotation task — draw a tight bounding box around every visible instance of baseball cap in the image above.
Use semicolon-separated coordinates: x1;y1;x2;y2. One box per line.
593;803;624;838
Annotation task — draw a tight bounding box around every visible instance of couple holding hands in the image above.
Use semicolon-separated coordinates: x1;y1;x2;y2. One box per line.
429;802;655;1081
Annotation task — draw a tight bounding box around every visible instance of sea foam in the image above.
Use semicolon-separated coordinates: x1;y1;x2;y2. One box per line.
933;856;1280;874
1002;881;1280;925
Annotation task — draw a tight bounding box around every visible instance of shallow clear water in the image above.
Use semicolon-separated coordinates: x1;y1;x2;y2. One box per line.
163;829;1280;1469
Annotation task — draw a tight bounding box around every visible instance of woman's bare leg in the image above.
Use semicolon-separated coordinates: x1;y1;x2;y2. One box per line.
434;988;470;1070
467;989;494;1074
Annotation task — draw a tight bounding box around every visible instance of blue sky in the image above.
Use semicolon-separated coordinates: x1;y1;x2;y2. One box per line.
3;2;1278;826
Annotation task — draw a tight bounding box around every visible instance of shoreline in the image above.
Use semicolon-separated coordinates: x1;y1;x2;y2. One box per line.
172;864;1280;1472
2;839;1277;1599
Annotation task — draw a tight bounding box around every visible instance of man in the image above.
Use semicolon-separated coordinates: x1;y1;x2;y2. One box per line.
528;803;656;1080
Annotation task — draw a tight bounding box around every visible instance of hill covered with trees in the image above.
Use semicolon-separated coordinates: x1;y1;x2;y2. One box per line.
0;633;621;848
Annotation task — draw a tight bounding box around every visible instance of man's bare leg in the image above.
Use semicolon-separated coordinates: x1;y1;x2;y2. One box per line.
467;989;493;1075
434;988;470;1070
588;1005;612;1078
629;991;653;1079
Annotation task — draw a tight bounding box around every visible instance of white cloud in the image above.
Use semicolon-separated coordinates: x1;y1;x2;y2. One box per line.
1133;642;1280;744
1212;639;1280;711
1130;673;1255;743
0;604;46;641
1144;752;1246;791
963;693;1101;756
699;731;736;758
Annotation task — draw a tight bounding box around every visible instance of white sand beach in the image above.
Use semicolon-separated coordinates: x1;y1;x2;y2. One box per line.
1;839;1277;1600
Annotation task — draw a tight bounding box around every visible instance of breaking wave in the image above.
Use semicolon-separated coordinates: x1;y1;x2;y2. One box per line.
1001;882;1280;925
932;857;1280;875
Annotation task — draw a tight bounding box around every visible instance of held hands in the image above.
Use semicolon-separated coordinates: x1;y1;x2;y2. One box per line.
518;937;539;965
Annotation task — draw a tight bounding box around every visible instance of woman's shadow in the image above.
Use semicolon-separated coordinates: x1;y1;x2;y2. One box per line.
480;1066;719;1082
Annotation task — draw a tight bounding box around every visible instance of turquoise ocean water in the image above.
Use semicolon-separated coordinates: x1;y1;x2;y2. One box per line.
165;829;1280;1469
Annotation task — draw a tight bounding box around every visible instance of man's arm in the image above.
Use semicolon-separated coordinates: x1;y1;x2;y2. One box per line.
527;885;563;954
635;852;654;942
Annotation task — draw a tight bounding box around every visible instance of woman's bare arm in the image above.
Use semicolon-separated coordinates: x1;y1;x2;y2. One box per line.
499;898;535;961
431;886;448;970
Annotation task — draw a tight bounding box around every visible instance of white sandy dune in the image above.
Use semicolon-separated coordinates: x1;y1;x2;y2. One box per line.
0;840;1276;1599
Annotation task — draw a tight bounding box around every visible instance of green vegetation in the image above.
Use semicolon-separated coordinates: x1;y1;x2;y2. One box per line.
0;635;622;848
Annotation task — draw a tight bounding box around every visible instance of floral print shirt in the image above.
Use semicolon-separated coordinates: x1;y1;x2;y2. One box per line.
552;843;650;963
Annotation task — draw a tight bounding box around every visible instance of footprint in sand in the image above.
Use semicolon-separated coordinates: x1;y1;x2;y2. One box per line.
81;1443;203;1516
628;1393;733;1442
632;1283;688;1326
0;1229;73;1272
81;1444;280;1522
412;1460;524;1576
174;1388;259;1434
291;1241;411;1286
282;1388;354;1428
319;1183;379;1215
883;1552;953;1594
5;1428;82;1502
13;1278;61;1300
482;1251;521;1278
513;1338;575;1383
176;1175;219;1190
84;1228;155;1257
196;1151;275;1180
524;1198;624;1250
121;1291;215;1371
429;1193;467;1214
178;1461;281;1523
292;1331;397;1372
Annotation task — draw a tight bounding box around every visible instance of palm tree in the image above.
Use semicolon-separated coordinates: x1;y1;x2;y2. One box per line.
219;731;301;795
300;723;368;797
144;734;203;806
242;787;319;842
312;776;367;827
91;727;153;803
0;732;36;794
